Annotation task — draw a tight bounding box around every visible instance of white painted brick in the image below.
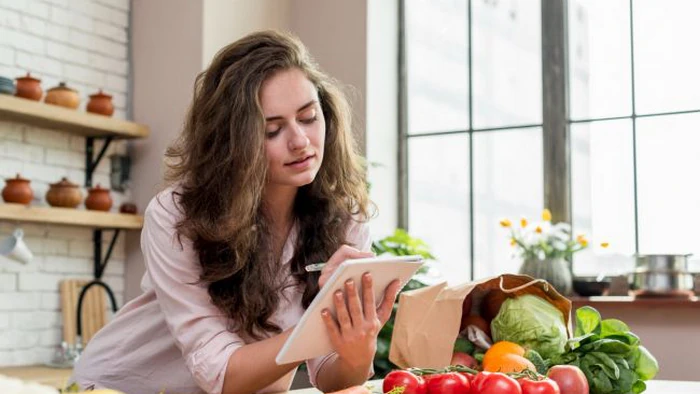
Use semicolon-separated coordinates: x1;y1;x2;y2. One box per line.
113;108;125;119
34;346;54;364
111;91;126;107
0;8;20;29
110;8;128;28
20;14;47;36
17;272;64;291
81;1;112;22
0;64;23;81
0;0;25;12
96;0;130;12
43;238;69;256
50;5;92;32
16;51;63;77
0;121;24;140
24;127;70;149
45;225;91;240
0;30;45;55
45;147;83;168
39;291;60;311
45;21;70;43
24;162;69;183
2;222;46;238
92;173;110;189
0;45;15;65
88;52;127;75
64;62;105;87
0;140;44;163
0;292;39;310
0;273;16;291
46;40;89;66
26;0;50;19
0;350;12;365
10;348;38;365
0;313;9;329
98;39;127;59
103;259;124;275
68;135;86;152
44;0;69;7
41;256;91;274
23;236;45;255
101;275;123;292
38;327;61;346
67;239;92;258
0;330;39;350
93;19;127;43
0;158;24;178
11;311;56;329
105;73;126;93
29;181;48;204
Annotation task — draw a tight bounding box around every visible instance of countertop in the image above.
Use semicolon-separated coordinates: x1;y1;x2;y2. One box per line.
569;295;700;307
0;365;73;389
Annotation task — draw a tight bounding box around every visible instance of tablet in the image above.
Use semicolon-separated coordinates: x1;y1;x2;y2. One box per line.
275;254;424;365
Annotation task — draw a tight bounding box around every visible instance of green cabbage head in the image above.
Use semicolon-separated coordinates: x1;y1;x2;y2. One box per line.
490;294;568;359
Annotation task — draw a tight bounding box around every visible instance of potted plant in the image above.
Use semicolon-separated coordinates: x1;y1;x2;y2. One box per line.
499;209;608;295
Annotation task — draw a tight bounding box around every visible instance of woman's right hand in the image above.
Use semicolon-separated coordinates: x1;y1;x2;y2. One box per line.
318;245;374;288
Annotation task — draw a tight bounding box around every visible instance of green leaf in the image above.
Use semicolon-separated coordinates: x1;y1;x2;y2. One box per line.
605;333;640;347
454;337;475;355
579;339;633;355
632;380;647;394
635;346;659;380
588;352;620;379
601;318;630;337
575;306;602;336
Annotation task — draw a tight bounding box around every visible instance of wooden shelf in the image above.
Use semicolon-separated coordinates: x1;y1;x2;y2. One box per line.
0;203;143;230
0;94;149;139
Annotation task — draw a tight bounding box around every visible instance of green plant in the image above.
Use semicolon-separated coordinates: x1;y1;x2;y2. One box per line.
372;228;435;378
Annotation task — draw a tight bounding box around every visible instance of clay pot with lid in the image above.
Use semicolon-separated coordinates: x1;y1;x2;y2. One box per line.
2;174;34;205
85;184;112;211
46;177;82;208
45;82;80;109
86;89;114;116
15;72;42;101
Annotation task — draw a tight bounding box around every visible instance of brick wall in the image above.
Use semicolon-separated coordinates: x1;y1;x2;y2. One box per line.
0;0;131;366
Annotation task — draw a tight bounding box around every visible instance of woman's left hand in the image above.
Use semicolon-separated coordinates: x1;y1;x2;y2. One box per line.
320;272;401;371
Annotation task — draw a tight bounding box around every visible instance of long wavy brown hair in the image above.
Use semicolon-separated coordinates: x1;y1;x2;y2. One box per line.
163;30;371;340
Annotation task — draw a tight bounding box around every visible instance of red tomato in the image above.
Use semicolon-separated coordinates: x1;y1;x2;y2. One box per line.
426;372;471;394
472;372;522;394
518;378;560;394
546;366;589;394
383;370;427;394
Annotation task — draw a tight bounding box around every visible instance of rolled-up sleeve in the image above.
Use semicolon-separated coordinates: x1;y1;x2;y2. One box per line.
141;193;243;394
306;218;373;387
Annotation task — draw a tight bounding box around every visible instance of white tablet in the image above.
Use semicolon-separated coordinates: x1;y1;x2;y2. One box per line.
275;254;424;365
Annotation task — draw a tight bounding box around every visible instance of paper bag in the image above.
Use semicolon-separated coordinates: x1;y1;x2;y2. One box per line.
389;274;572;369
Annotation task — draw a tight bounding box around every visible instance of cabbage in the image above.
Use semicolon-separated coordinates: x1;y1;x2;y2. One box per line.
490;294;568;358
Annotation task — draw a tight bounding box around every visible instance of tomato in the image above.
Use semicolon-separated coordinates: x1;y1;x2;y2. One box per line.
451;352;479;369
472;372;522;394
546;365;589;394
426;372;471;394
518;378;560;394
383;370;427;394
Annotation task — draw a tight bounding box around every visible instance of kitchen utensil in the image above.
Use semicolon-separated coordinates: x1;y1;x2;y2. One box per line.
573;276;610;297
85;184;112;211
0;76;15;95
60;279;107;347
0;228;33;264
2;173;33;205
629;270;695;297
14;72;42;100
635;254;690;272
86;89;114;116
44;82;80;109
45;177;82;208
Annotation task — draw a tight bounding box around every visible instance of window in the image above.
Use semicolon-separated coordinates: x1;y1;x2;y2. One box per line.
402;0;700;284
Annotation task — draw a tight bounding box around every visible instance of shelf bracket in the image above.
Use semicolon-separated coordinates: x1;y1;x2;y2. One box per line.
85;136;114;187
92;228;120;280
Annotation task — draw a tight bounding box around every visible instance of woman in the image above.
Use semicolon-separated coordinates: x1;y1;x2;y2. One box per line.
71;30;401;394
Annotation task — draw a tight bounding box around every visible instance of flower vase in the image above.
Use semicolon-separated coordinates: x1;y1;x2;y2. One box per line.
518;258;573;295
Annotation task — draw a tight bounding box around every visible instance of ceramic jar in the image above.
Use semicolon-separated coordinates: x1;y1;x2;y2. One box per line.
46;177;82;208
85;184;112;211
15;72;42;101
519;257;573;296
2;174;34;205
86;89;114;116
45;82;80;109
119;202;137;214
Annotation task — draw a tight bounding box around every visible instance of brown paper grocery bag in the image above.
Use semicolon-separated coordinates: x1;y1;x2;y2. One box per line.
389;274;572;369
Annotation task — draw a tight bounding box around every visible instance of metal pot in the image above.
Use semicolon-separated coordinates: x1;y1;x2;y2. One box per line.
629;270;695;296
635;254;691;272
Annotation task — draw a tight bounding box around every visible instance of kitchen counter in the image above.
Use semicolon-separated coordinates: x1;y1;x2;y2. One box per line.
570;295;699;307
0;365;72;389
284;379;700;394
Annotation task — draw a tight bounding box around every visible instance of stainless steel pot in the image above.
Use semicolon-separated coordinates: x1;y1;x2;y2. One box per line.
635;254;691;271
629;270;695;296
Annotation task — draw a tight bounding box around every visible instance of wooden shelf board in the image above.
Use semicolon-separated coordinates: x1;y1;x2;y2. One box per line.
0;94;149;139
0;203;143;230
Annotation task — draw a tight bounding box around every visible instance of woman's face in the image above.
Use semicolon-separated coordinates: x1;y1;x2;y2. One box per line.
260;68;326;190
